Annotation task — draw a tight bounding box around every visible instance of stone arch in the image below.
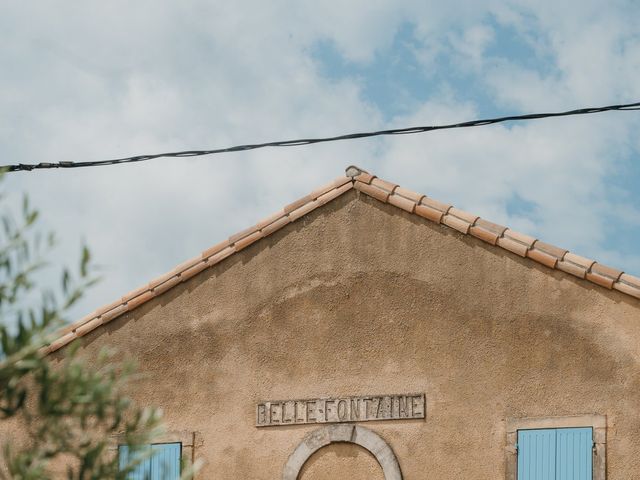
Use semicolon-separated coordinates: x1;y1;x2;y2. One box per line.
282;424;402;480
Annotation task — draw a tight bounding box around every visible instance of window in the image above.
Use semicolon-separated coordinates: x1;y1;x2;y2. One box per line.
505;415;606;480
118;442;181;480
517;428;592;479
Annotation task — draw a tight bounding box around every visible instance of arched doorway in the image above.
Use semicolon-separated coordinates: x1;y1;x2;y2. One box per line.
282;424;402;480
298;442;384;480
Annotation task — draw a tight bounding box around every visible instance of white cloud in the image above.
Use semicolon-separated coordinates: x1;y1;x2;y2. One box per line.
2;0;639;319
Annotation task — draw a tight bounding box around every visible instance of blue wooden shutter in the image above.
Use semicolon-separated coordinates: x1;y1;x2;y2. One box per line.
517;428;593;480
119;443;181;480
151;443;182;479
518;429;557;480
556;428;592;480
118;445;151;479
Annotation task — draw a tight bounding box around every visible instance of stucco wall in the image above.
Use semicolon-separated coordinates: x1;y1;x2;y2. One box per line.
47;189;640;478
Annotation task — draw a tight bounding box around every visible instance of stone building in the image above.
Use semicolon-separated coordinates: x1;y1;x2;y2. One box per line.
41;166;640;479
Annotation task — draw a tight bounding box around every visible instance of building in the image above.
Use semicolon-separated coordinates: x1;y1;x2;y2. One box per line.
41;166;640;479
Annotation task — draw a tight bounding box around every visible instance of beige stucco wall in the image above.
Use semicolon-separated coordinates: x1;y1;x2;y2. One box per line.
47;189;640;478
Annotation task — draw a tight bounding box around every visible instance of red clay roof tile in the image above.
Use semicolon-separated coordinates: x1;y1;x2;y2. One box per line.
284;194;314;215
620;273;640;289
234;230;264;251
504;229;537;248
353;172;375;184
394;186;425;203
201;239;231;260
354;180;390;203
388;193;415;213
260;216;291;237
614;282;640;299
497;236;529;257
527;248;558;269
469;225;500;245
371;177;398;193
586;272;615;289
532;241;568;259
414;204;443;223
442;214;471;234
448;208;479;225
421;197;452;213
591;263;623;281
557;260;587;279
564;253;596;270
475;219;507;236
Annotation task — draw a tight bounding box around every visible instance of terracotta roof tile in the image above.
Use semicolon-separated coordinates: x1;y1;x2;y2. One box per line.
586;272;615;289
317;182;353;206
388;193;416;213
48;332;76;352
288;199;320;222
620;273;640;289
469;225;500;245
122;285;149;304
614;281;640;299
229;225;260;245
75;317;103;337
442;214;472;234
532;241;568;260
557;260;587;279
149;269;180;291
260;216;291;237
172;256;205;276
591;264;623;281
180;260;210;282
45;165;638;355
256;210;286;231
151;276;182;297
371;177;398;193
201;239;231;260
99;304;128;324
421;197;452;214
353;172;375;184
527;248;558;269
394;186;425;204
448;208;479;225
234;230;263;251
415;204;443;223
564;252;596;270
284;194;314;214
126;290;156;311
310;176;351;200
497;236;529;257
504;229;537;249
354;180;390;203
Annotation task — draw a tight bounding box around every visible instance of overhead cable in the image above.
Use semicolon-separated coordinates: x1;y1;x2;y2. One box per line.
4;101;640;173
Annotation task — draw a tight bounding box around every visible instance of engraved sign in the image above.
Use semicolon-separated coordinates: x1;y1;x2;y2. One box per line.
256;393;425;427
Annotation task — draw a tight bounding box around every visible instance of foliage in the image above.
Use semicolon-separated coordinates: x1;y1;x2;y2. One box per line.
0;179;185;479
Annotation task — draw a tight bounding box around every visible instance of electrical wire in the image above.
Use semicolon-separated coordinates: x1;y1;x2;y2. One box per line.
4;101;640;173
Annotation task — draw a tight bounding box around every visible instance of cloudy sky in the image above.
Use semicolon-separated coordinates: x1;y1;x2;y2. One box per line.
2;0;639;320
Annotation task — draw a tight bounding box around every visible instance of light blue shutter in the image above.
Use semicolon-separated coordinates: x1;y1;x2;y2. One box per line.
151;443;182;479
118;445;151;479
119;443;181;480
518;429;557;480
518;428;593;480
556;428;592;480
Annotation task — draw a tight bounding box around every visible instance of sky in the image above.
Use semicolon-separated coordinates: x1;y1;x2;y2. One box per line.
2;0;639;320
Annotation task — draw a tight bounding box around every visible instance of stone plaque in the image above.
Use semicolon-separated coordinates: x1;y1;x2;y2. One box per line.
256;393;425;427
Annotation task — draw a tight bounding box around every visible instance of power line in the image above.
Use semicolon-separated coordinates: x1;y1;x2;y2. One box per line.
4;101;640;173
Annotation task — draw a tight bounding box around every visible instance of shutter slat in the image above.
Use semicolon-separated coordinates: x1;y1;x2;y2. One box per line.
518;429;557;480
